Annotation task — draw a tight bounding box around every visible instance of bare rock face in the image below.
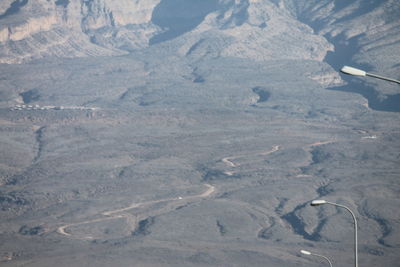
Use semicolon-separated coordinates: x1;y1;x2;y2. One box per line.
0;0;336;64
0;0;399;73
0;0;161;63
175;0;333;62
219;1;333;61
79;0;161;50
283;0;400;89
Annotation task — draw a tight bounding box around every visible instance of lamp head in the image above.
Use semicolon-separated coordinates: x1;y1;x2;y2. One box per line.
300;250;311;255
311;200;327;206
341;66;367;76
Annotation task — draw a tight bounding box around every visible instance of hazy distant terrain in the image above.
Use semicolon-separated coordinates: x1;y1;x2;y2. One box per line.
0;1;400;266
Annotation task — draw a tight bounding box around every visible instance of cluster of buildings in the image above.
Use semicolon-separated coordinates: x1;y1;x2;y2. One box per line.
10;105;97;111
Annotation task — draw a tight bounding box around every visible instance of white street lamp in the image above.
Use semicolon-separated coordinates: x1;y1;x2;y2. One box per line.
311;200;358;267
341;65;400;84
300;250;333;267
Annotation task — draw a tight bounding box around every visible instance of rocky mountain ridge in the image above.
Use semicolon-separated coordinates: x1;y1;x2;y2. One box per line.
0;0;336;64
1;0;398;90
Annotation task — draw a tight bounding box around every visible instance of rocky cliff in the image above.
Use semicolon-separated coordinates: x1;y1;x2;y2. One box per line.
0;0;399;85
0;0;334;64
0;0;161;63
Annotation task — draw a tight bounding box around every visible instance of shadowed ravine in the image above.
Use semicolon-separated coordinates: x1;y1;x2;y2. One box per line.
324;35;400;112
295;6;400;113
150;0;219;45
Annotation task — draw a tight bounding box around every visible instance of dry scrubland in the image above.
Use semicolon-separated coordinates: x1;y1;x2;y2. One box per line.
0;0;400;266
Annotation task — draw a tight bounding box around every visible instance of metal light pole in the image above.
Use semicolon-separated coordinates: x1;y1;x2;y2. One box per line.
300;250;333;267
311;200;358;267
341;65;400;84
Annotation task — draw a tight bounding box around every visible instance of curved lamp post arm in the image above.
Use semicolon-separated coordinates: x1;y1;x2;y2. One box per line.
311;200;358;267
326;201;358;267
341;65;400;85
314;253;333;267
301;250;333;267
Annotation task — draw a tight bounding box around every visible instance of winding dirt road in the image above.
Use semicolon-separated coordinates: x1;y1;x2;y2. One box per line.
57;184;215;239
222;145;280;167
222;145;280;175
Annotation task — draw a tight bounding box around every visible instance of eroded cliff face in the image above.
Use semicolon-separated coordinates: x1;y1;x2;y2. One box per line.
0;0;162;63
0;0;337;64
282;0;400;93
214;0;333;61
0;0;398;68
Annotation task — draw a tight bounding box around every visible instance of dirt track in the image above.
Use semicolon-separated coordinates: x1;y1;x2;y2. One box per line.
57;184;215;239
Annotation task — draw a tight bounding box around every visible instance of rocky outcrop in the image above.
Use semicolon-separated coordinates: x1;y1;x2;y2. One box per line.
8;15;58;42
217;1;333;61
0;0;335;63
0;0;162;63
173;0;334;62
0;0;398;66
283;0;400;86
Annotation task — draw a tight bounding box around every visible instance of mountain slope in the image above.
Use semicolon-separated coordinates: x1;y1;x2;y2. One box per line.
0;0;333;63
